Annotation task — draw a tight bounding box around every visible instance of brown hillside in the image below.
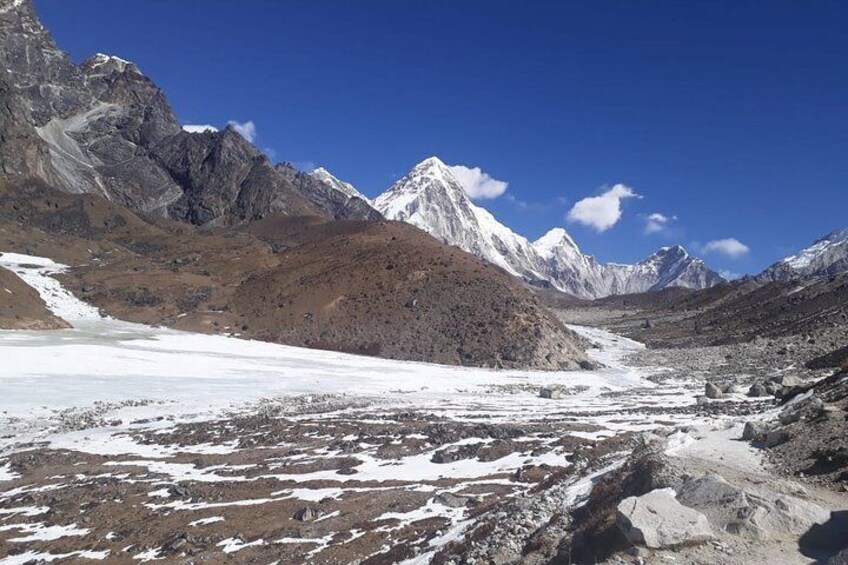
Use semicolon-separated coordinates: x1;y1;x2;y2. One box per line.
0;179;588;369
0;264;68;329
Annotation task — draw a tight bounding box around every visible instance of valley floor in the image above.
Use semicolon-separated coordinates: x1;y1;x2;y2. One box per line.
0;255;845;564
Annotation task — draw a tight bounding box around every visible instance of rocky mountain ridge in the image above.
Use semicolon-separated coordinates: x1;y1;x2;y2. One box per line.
375;157;725;299
0;0;374;224
757;228;848;282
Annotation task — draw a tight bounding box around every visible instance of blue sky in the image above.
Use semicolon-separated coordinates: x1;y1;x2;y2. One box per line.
38;1;847;275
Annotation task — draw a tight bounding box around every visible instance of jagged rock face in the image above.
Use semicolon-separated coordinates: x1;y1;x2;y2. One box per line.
375;157;725;299
278;165;383;221
311;167;371;202
757;229;848;282
0;0;376;223
151;129;318;224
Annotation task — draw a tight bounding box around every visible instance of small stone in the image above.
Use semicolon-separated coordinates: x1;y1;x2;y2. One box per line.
294;506;326;522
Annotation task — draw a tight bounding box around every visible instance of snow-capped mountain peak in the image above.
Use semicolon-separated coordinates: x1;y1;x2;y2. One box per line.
376;157;725;298
375;157;540;278
311;167;371;203
533;228;582;259
758;228;848;281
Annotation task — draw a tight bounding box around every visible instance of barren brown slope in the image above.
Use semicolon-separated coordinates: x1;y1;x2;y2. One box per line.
0;263;68;329
0;179;588;369
236;216;588;369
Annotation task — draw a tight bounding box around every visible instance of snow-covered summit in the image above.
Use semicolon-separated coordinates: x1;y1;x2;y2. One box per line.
533;228;582;259
311;167;371;203
84;52;140;75
376;157;725;298
758;228;848;281
375;156;543;280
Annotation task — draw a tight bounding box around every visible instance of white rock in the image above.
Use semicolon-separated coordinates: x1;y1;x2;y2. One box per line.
617;488;713;549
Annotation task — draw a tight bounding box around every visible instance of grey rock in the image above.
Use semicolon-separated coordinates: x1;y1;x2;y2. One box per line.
765;429;790;448
539;387;562;399
742;421;767;442
617;488;713;549
705;382;724;399
294;506;325;522
747;383;769;397
435;492;470;508
676;473;829;540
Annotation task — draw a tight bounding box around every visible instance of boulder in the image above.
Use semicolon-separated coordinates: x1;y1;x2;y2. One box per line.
435;492;470;508
539;387;562;399
748;383;769;397
728;495;830;539
705;382;723;399
771;374;803;388
676;473;829;540
617;488;713;549
765;429;790;448
742;421;767;442
676;474;753;530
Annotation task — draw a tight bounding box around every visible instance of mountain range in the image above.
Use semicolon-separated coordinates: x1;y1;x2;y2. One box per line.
756;229;848;282
1;0;846;304
371;157;725;299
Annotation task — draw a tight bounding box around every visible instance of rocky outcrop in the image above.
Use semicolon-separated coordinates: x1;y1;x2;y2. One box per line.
151;129;319;224
275;163;382;221
676;474;829;539
617;488;713;549
0;0;375;224
757;229;848;282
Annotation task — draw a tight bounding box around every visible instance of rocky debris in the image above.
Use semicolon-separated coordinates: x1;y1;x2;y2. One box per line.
431;443;482;464
294;506;326;522
167;484;192;498
763;369;848;486
616;488;713;549
705;382;723;399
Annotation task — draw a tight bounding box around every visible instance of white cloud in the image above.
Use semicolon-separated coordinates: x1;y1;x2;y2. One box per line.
719;269;742;280
182;124;218;134
644;212;677;234
703;238;750;258
227;120;257;143
567;184;640;232
448;165;508;200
